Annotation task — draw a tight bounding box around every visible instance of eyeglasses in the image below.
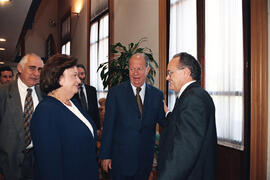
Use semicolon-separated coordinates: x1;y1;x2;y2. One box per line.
166;67;185;77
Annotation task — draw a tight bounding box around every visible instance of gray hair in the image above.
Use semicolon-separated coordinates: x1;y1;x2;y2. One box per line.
19;53;42;69
129;53;149;67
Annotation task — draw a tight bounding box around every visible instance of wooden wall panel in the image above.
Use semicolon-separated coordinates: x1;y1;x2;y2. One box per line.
250;0;268;179
158;0;167;95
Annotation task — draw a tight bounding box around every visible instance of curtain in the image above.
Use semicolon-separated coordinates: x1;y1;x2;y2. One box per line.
168;0;197;110
205;0;244;149
90;14;109;100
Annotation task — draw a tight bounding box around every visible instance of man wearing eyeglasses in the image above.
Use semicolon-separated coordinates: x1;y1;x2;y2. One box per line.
100;53;165;180
157;52;217;180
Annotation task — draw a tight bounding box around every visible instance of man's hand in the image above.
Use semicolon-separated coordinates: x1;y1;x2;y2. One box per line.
101;159;112;172
163;101;169;114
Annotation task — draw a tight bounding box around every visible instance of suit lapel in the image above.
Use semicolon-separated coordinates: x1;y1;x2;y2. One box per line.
35;85;43;101
125;82;141;115
174;82;199;109
8;81;25;145
142;83;150;116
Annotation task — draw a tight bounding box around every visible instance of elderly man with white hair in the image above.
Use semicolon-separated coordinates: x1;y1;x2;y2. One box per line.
0;53;43;180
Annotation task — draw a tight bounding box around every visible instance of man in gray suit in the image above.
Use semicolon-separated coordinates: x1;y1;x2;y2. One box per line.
0;54;43;180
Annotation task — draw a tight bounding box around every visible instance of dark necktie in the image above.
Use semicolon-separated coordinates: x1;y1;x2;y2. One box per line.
79;86;88;112
136;87;143;118
24;88;34;147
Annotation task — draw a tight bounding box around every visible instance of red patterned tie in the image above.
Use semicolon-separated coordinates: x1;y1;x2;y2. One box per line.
24;88;34;147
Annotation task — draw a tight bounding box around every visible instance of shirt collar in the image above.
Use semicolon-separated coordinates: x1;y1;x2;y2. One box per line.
178;80;196;98
17;77;34;92
130;82;146;95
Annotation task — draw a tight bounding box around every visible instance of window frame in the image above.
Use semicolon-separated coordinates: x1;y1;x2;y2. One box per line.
163;0;249;151
89;10;109;98
60;10;71;55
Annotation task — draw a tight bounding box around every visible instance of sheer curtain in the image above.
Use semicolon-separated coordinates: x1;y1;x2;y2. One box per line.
168;0;197;110
205;0;244;149
90;14;109;100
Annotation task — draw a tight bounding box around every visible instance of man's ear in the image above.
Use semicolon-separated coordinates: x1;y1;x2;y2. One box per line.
17;64;22;74
184;67;191;77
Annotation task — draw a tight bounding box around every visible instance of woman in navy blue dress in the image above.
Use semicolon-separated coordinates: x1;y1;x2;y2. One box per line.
30;54;99;180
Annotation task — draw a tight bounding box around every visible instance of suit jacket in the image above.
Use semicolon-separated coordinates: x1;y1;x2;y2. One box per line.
30;96;99;180
0;80;43;180
100;81;165;176
73;84;100;129
157;82;217;180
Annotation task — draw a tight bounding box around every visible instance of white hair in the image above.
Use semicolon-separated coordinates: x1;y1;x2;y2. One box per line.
18;53;42;69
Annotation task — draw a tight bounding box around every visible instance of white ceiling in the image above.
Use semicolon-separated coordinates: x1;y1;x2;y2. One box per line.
0;0;32;66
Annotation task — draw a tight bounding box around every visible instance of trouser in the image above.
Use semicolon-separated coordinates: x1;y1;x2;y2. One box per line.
20;148;34;180
111;169;151;180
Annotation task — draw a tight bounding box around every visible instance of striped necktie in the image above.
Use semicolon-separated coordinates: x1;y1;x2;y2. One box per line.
79;86;88;112
24;88;34;147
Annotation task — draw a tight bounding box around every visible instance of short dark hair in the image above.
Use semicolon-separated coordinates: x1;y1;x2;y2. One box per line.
40;54;77;94
0;66;13;76
173;52;201;82
77;64;87;73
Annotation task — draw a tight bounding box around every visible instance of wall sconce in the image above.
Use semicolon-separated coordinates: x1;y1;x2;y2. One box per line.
72;0;83;17
72;12;80;17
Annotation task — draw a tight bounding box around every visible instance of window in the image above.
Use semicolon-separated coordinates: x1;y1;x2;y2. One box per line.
90;13;109;99
61;13;71;55
61;41;70;55
168;0;197;110
169;0;245;149
204;0;244;149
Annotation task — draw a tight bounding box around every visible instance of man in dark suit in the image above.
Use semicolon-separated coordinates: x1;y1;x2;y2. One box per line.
73;64;100;132
0;53;43;180
157;52;217;180
100;53;165;180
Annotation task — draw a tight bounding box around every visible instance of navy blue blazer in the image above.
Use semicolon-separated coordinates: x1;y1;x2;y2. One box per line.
30;96;99;180
100;81;165;176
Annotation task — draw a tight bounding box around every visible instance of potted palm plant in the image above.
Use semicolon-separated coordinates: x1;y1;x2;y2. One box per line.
97;38;159;89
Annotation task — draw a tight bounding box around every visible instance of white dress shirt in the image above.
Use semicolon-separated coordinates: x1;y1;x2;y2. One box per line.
131;83;146;104
17;77;40;149
17;77;39;111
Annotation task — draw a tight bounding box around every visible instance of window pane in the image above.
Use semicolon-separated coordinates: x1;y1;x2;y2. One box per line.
168;0;197;110
205;0;244;149
66;41;70;55
90;43;98;88
90;13;109;100
61;45;65;54
99;14;109;40
90;22;98;44
98;38;108;91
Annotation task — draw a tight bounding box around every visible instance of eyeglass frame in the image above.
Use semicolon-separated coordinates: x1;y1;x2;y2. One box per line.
166;66;185;77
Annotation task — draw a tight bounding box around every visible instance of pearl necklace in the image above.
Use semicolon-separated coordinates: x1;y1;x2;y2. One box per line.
48;91;72;106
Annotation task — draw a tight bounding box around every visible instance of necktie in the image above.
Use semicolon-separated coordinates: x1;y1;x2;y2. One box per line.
136;87;143;118
24;88;34;147
79;86;88;112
